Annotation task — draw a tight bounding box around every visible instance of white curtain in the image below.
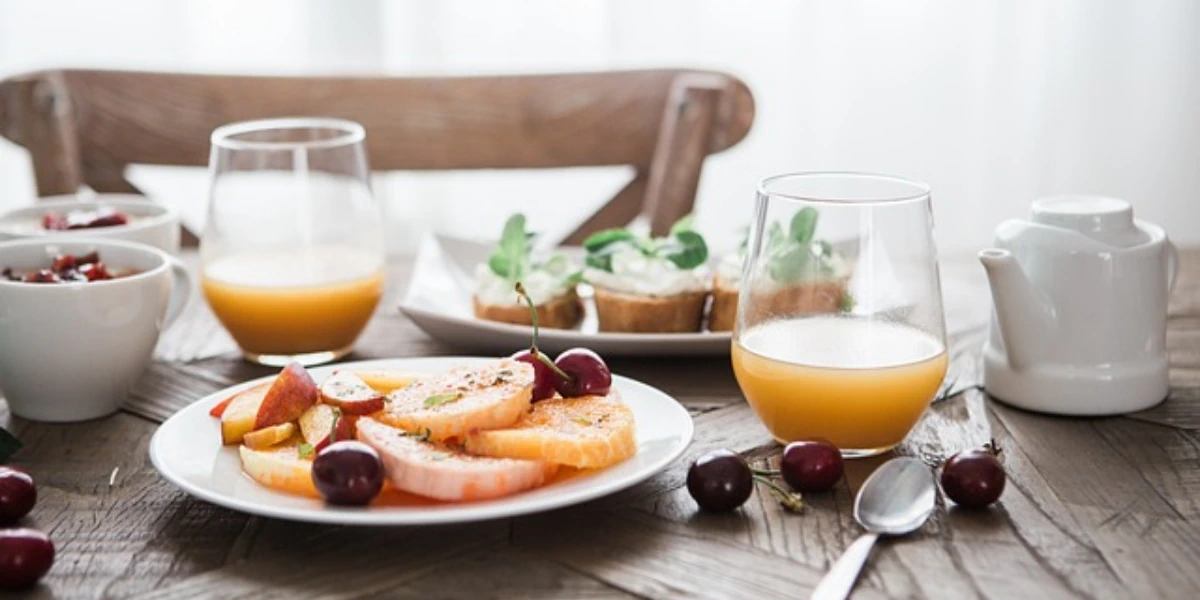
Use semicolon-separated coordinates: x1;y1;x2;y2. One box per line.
2;0;1197;255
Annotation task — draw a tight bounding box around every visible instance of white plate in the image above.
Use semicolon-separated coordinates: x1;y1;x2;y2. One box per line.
398;234;732;356
149;357;694;526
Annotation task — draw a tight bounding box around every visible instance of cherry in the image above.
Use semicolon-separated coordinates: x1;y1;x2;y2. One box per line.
511;349;558;402
0;467;36;523
940;441;1006;508
22;269;60;284
687;449;753;512
311;441;384;506
553;348;612;397
0;528;54;590
780;440;844;492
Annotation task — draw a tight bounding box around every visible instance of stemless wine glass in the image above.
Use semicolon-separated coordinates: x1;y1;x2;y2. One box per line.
201;118;385;366
730;172;948;457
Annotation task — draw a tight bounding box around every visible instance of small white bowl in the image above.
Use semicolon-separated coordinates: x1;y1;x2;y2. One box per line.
0;194;181;254
0;238;192;422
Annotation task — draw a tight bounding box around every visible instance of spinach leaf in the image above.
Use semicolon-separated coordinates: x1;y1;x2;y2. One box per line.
663;230;708;270
488;214;531;282
789;207;818;244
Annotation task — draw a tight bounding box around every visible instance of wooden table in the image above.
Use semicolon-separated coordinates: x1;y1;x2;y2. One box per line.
4;250;1199;600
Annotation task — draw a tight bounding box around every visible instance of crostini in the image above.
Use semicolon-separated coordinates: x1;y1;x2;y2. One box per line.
474;214;583;329
582;217;710;333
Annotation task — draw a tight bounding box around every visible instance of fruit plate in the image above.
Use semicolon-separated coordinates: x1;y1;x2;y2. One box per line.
149;357;694;526
398;234;732;356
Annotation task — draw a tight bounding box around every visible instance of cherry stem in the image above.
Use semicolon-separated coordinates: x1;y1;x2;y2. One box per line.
515;282;573;383
753;474;805;512
985;437;1002;456
751;467;781;477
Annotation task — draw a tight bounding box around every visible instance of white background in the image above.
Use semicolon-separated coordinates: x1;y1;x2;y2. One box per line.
2;0;1198;256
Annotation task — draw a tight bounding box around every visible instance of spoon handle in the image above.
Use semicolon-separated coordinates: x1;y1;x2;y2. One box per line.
810;532;880;600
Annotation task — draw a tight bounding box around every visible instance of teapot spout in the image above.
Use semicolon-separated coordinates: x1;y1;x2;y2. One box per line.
979;249;1056;370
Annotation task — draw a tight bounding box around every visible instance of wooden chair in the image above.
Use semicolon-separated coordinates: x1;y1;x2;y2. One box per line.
0;69;754;245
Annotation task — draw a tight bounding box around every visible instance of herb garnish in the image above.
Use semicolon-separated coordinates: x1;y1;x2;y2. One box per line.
328;407;342;444
298;443;315;459
487;213;580;288
583;214;708;272
572;417;593;426
401;427;432;442
424;393;463;408
765;208;838;284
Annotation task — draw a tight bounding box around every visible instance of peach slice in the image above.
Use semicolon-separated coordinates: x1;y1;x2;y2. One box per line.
299;403;357;452
255;362;318;430
242;422;297;450
220;384;271;445
238;437;318;498
320;371;385;415
351;370;423;394
209;395;235;418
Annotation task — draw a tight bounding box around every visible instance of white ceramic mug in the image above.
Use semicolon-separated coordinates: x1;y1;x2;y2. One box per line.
0;195;181;254
0;238;192;421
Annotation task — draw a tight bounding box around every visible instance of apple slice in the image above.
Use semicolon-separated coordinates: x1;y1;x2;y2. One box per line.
320;371;385;415
299;403;356;452
209;395;235;418
255;362;319;430
351;370;422;394
243;422;297;450
220;384;270;445
238;437;318;498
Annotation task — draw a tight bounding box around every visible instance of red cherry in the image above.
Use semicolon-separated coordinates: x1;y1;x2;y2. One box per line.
941;445;1006;508
780;440;844;492
0;528;54;590
552;348;612;397
0;467;36;523
511;349;559;402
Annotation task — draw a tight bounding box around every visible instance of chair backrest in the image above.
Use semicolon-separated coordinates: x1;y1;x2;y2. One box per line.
0;68;754;243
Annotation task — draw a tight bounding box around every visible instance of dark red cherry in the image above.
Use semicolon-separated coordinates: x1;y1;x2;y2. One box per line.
512;349;559;402
552;348;612;397
780;440;844;492
0;467;36;523
940;444;1006;508
0;528;54;590
687;449;753;512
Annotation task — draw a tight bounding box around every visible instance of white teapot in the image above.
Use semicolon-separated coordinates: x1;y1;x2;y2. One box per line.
979;195;1178;415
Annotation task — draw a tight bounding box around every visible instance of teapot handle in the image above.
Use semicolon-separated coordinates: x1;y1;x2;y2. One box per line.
1167;239;1180;294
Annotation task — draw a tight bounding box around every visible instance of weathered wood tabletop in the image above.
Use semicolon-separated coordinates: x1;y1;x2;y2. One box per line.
4;249;1199;600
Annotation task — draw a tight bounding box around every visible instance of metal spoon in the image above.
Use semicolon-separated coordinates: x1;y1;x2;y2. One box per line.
810;457;937;600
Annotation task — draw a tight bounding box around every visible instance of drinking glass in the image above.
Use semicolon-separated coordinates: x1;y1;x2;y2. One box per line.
730;172;948;457
201;118;385;366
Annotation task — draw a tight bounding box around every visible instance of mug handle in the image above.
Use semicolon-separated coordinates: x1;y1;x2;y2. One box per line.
1167;239;1180;294
164;256;194;329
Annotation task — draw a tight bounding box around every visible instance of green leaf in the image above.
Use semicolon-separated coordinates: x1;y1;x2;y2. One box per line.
297;443;314;459
0;427;21;463
669;213;695;236
840;292;856;313
424;393;463;408
768;242;815;284
488;214;532;282
789;208;818;244
582;228;636;252
572;417;593;426
662;230;708;270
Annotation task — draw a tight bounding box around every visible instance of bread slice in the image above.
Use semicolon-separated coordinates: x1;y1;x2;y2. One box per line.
375;359;532;441
592;287;708;333
473;289;583;330
464;391;636;469
708;275;738;332
743;278;849;324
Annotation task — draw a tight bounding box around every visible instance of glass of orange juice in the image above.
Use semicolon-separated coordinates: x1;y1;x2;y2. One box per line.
201;118;385;366
731;172;948;457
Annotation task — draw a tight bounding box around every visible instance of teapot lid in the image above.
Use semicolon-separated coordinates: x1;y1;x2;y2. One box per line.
1031;195;1149;248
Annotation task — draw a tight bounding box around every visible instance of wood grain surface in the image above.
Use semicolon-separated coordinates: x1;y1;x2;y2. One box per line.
2;250;1198;599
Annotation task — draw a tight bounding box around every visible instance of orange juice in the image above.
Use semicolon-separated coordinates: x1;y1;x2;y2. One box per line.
732;316;947;454
202;246;384;358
